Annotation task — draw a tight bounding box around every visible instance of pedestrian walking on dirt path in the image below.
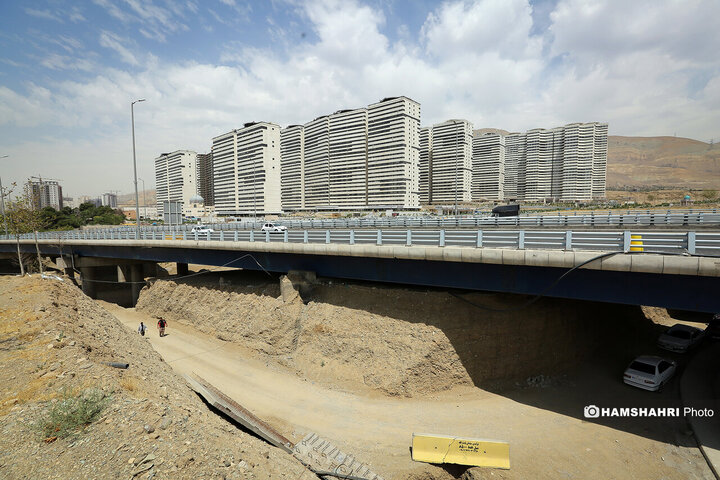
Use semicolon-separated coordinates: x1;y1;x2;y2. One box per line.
138;322;147;336
157;317;167;337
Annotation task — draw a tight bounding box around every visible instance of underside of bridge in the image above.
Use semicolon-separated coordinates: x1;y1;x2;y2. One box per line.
1;241;718;313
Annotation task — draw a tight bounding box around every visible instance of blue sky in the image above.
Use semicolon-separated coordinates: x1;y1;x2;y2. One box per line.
0;0;719;197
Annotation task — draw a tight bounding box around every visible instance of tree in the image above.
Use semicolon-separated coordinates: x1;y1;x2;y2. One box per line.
5;193;43;275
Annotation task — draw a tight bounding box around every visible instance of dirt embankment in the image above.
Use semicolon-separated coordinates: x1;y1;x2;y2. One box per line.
0;275;317;480
136;277;655;397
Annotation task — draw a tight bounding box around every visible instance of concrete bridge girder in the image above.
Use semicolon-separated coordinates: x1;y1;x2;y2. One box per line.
1;238;719;312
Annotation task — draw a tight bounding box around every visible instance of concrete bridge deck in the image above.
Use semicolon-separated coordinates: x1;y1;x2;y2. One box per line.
1;238;718;313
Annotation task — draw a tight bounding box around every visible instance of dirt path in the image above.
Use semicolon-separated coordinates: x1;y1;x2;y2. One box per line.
102;302;714;480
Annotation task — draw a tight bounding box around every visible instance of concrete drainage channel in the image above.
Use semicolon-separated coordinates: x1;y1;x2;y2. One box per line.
185;373;385;480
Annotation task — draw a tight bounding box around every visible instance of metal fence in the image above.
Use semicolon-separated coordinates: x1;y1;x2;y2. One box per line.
120;210;720;232
9;228;720;256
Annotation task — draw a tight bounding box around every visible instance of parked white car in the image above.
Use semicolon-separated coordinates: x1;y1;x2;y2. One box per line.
623;356;676;391
191;225;214;234
657;324;706;353
261;223;287;232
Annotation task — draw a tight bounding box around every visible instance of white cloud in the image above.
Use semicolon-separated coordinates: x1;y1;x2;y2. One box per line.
93;0;133;23
40;54;94;72
99;31;140;66
68;6;86;23
24;8;63;22
2;0;720;195
422;0;539;59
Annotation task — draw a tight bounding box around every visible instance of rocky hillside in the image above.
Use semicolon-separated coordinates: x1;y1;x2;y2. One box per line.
608;136;720;188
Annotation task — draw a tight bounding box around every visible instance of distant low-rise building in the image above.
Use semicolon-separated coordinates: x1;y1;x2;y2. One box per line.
102;193;118;208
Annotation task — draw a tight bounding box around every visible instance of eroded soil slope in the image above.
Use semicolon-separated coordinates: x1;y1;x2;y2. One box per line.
0;275;316;480
136;276;656;397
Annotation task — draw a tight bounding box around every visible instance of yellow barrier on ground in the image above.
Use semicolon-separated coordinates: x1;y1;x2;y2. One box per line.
411;433;510;469
630;234;644;252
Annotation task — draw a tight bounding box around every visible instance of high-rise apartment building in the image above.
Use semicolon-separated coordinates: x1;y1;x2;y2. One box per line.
421;119;472;204
504;132;525;201
212;122;282;216
367;97;420;208
498;122;607;203
154;150;199;216
197;153;214;206
280;125;304;210
303;116;330;209
524;127;564;202
472;132;505;201
419;127;432;204
328;108;368;208
279;96;421;211
592;123;608;200
25;179;63;210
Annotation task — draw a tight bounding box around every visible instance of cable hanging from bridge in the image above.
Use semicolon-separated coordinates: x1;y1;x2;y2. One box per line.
449;249;706;313
68;252;272;285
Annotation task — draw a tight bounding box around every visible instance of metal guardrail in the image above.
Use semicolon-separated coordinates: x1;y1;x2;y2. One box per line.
130;210;720;231
7;228;720;256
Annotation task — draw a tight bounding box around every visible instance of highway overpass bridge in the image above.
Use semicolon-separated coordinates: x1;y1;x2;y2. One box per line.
1;228;718;313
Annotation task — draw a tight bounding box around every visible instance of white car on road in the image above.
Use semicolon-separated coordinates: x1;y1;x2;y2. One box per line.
657;324;706;353
623;356;676;391
191;226;214;234
261;223;287;232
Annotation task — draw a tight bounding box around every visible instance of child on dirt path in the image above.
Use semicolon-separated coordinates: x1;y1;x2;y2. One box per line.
138;322;147;336
157;317;167;337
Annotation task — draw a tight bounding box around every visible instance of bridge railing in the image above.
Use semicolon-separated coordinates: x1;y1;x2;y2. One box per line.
8;228;720;256
8;210;716;237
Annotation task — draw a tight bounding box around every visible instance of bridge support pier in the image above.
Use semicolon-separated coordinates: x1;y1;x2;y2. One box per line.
80;267;97;299
177;262;189;276
130;264;143;305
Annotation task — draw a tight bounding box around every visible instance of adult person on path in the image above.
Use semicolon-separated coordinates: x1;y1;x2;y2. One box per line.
157;317;167;337
138;321;147;336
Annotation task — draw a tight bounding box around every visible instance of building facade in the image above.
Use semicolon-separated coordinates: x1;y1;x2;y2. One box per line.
472;132;505;201
591;123;608;200
419;127;432;204
328;108;368;208
367;96;420;208
280;125;304;211
102;193;118;208
496;122;607;203
197;153;214;207
303;116;330;209
154;150;199;217
421;119;472;205
25;179;63;210
212;122;282;216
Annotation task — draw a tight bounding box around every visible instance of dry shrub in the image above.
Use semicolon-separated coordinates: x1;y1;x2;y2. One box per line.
119;375;138;392
311;323;332;334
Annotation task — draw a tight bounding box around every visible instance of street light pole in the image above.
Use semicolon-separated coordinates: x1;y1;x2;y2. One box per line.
131;99;146;237
0;155;8;237
139;178;147;220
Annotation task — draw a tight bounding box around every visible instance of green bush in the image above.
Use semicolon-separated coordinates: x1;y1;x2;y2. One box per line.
35;388;110;439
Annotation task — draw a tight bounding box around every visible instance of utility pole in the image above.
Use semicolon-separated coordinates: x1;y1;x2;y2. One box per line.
0;155;8;236
131;99;146;237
